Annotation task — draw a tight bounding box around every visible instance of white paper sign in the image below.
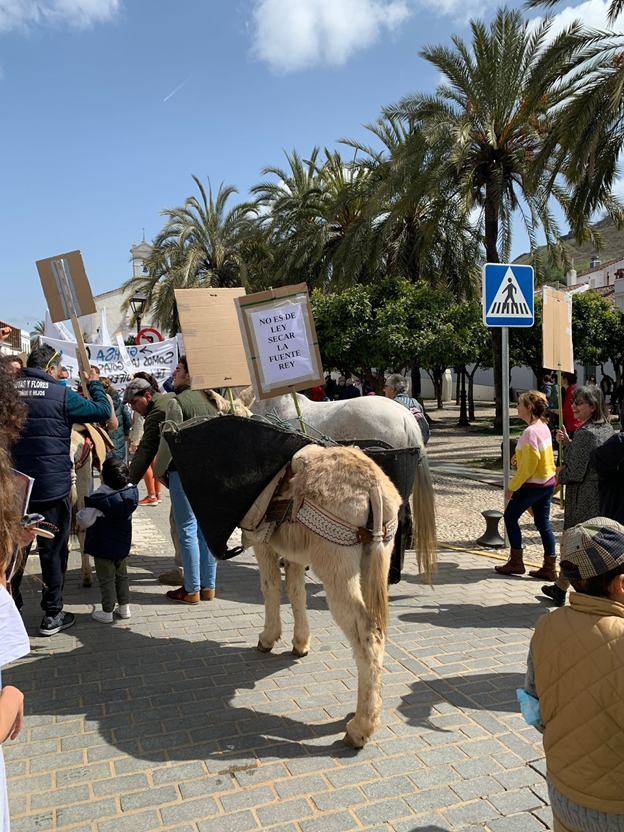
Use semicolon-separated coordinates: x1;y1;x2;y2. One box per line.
248;300;314;389
42;335;178;395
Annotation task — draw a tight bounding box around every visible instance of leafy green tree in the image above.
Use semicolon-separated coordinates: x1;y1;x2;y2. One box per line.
387;8;586;428
312;279;488;408
572;290;624;389
510;297;546;386
123;176;257;335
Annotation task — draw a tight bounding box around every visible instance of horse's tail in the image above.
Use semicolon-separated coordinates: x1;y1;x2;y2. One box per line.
363;483;391;635
412;451;438;584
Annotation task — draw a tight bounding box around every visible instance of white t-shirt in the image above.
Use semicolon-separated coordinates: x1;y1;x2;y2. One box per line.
0;585;30;832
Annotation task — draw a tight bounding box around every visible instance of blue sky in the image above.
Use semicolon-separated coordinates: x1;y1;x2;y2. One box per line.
0;0;613;331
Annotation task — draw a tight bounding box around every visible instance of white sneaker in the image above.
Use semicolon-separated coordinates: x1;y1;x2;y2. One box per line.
115;604;131;619
92;609;113;623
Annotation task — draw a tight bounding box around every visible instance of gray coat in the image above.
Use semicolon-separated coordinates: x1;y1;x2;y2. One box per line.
558;421;614;529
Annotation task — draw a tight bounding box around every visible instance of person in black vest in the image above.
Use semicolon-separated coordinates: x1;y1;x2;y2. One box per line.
11;345;112;636
77;457;138;623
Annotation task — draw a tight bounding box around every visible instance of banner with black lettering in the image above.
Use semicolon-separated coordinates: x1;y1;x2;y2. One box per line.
41;336;178;394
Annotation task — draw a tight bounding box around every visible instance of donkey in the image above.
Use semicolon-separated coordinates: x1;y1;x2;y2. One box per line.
70;427;94;587
244;443;402;748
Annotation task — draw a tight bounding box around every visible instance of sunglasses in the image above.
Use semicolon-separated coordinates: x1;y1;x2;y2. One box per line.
571;399;589;406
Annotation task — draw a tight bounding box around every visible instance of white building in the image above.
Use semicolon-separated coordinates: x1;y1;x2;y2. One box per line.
78;238;157;342
567;257;624;313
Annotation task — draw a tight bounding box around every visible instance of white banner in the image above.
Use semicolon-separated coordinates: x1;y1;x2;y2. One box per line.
42;335;178;395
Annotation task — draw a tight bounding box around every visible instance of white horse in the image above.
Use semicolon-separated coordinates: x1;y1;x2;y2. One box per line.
251;393;436;570
245;442;402;748
70;427;94;587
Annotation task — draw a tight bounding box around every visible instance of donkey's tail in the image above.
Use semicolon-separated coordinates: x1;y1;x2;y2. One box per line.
363;483;392;635
412;452;438;584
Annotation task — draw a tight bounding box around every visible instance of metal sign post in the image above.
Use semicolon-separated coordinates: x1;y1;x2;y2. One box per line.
483;263;535;525
502;327;511;507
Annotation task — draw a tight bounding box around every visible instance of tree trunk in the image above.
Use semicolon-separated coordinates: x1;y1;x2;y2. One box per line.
455;368;461;405
485;185;502;431
434;368;444;409
410;365;422;400
468;373;476;421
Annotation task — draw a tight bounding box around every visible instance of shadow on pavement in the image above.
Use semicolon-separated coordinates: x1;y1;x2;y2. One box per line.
399;600;551;630
6;617;374;770
398;672;526;728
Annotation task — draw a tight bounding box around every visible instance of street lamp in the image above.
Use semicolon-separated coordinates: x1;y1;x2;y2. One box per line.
457;365;470;427
129;291;147;338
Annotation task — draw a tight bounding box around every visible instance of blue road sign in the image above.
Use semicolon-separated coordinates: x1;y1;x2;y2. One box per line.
483;263;534;328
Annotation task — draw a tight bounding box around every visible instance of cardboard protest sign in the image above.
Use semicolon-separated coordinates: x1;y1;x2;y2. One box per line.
36;251;96;323
235;284;325;400
174;288;251;390
542;286;574;373
36;250;97;397
42;335;178;396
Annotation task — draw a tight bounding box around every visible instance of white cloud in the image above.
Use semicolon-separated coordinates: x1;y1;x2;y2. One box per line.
529;0;623;38
250;0;411;73
0;0;120;34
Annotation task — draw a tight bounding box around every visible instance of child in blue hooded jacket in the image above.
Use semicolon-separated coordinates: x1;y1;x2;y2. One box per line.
77;458;139;622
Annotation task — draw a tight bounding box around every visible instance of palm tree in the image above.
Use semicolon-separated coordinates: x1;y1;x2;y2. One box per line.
387;8;587;429
340;116;483;298
252;148;373;290
526;0;624;230
124;176;258;335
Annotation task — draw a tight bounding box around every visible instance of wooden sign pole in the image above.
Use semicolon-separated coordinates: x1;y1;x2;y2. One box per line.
51;258;92;399
557;369;564;508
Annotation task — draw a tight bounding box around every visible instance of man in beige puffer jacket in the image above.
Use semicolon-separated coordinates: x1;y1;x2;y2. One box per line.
524;517;624;832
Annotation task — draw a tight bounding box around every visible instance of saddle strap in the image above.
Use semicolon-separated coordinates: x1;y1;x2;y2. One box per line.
75;436;93;470
264;495;398;548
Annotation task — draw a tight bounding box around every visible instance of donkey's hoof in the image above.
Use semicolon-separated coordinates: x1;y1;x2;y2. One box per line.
343;730;366;749
292;645;308;658
257;640;273;653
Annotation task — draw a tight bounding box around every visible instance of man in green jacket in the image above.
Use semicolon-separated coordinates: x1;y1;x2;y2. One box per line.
124;378;174;485
153;356;219;604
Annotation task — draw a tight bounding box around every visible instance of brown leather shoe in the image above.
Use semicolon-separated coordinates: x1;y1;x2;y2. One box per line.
166;587;200;605
528;556;557;581
495;549;525;575
201;588;216;601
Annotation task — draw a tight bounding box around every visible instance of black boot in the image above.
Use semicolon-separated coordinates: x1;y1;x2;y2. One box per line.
541;584;566;607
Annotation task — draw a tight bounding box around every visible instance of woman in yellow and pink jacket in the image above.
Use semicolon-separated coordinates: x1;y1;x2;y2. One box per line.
496;390;557;579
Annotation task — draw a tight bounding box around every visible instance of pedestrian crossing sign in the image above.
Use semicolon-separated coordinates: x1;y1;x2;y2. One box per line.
483;263;534;328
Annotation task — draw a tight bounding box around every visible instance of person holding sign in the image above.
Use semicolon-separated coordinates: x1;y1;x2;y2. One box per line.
10;345;113;636
153;357;218;604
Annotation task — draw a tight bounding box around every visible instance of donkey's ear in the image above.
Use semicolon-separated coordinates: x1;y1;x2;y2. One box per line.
238;386;255;408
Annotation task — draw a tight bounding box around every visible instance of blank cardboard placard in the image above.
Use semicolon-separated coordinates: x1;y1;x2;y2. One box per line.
174;288;251;390
235;284;325;400
542;286;574;373
36;251;96;323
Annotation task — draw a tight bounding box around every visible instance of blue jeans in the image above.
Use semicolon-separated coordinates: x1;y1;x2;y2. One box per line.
168;471;217;592
504;484;556;555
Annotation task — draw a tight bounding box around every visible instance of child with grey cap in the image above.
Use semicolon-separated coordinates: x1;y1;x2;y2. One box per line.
520;517;624;832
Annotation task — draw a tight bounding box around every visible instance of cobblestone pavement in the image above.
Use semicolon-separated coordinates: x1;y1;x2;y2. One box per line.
6;422;561;832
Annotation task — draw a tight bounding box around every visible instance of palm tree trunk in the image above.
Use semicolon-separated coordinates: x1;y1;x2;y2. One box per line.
485;186;502;431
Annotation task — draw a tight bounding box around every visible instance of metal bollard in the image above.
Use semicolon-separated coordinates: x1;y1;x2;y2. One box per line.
476;509;505;548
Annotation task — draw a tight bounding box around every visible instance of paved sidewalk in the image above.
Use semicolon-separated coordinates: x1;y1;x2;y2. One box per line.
6;484;557;832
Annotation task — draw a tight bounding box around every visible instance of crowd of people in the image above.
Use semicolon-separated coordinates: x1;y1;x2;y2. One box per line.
0;332;623;832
